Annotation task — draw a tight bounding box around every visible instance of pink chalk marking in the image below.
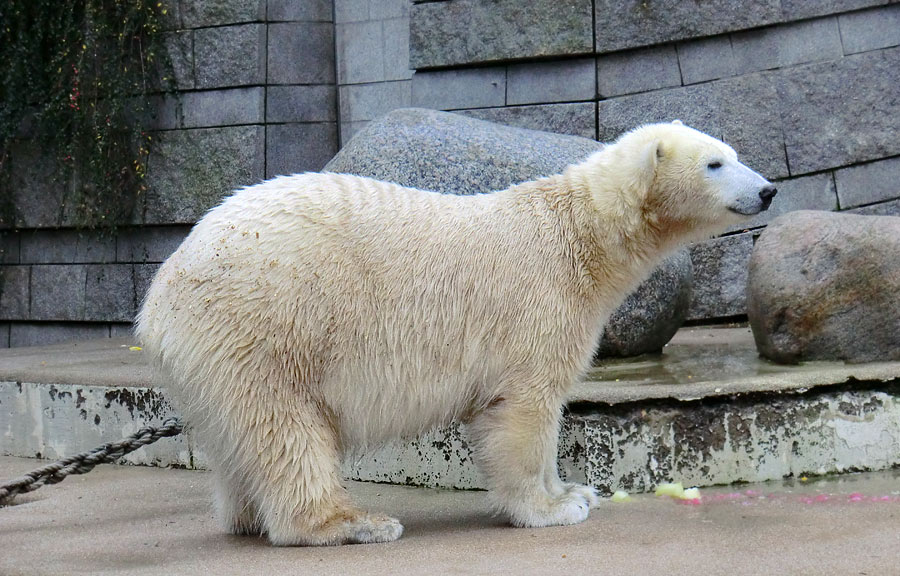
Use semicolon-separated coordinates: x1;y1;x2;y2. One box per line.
745;490;760;497
813;494;829;503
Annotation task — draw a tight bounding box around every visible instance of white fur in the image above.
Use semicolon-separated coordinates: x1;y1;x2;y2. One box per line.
135;122;771;545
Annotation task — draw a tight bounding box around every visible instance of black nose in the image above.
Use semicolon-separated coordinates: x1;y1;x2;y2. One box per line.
759;185;777;210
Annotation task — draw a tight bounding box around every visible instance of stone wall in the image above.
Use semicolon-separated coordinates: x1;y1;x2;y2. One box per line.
2;0;899;346
0;0;338;347
405;0;900;321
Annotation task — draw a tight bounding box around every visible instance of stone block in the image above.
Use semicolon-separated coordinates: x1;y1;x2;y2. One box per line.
5;140;68;228
161;31;194;91
594;0;780;53
334;0;369;23
597;74;788;179
835;156;900;209
678;36;736;85
731;17;843;74
777;47;900;175
725;172;839;233
31;265;86;321
0;232;20;264
411;67;505;110
110;323;134;338
116;227;191;263
340;121;371;146
144;95;181;131
839;5;900;55
20;230;116;264
370;0;409;20
596;45;682;98
181;87;265;128
84;265;136;322
410;0;592;68
145;126;265;224
339;81;411;123
383;17;413;82
267;85;337;123
0;266;30;320
780;0;894;21
0;324;8;347
458;102;596;140
688;232;756;321
268;22;335;84
181;0;265;27
194;24;266;89
267;0;332;21
266;123;338;178
9;323;110;347
507;58;595;105
847;198;900;216
134;263;162;303
336;20;385;84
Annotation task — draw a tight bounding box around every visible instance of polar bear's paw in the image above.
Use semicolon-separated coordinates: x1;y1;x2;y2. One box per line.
266;512;403;546
343;514;404;544
562;482;599;509
507;489;594;528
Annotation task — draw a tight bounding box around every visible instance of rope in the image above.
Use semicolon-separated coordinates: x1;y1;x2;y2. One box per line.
0;417;183;506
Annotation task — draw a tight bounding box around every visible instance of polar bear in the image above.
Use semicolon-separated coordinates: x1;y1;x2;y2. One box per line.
136;121;775;546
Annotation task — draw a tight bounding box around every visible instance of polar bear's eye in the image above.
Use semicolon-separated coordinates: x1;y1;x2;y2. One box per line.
707;161;723;170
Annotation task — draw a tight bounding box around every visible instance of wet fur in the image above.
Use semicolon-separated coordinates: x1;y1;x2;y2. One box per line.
136;123;762;545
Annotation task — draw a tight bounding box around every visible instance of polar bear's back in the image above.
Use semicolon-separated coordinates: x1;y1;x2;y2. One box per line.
136;172;568;442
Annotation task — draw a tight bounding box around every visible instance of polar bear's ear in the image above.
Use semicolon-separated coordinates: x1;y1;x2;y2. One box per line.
638;139;662;183
672;119;683;126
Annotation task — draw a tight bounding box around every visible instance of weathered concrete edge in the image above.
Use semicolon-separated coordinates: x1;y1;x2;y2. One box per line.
572;362;900;405
4;379;900;495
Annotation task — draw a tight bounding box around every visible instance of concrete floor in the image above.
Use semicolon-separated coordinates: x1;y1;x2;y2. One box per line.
2;456;899;576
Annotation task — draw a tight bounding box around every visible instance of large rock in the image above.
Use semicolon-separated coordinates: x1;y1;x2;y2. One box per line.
325;108;693;357
747;210;900;363
325;107;600;194
596;251;693;358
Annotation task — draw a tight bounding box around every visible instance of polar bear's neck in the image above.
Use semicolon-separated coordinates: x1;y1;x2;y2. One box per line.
509;167;669;308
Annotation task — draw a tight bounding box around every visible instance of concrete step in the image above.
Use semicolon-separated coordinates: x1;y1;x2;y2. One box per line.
4;455;900;576
1;327;899;494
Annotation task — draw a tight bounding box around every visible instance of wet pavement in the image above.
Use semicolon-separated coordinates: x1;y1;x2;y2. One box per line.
1;326;897;406
573;325;900;404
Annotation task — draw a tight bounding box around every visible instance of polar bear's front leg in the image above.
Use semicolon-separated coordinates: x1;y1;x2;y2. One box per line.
213;469;261;535
468;394;597;527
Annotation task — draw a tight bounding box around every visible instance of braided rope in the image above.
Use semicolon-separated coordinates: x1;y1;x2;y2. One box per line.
0;417;183;506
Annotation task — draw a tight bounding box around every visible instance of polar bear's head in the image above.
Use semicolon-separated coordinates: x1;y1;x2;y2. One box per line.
584;121;776;243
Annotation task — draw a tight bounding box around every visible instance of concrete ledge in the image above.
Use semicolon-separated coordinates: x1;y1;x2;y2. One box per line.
1;328;898;494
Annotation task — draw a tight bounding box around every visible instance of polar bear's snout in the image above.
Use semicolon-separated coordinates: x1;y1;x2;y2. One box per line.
759;184;777;211
720;161;777;216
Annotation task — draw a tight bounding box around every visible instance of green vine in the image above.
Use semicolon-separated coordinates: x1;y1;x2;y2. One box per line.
0;0;173;229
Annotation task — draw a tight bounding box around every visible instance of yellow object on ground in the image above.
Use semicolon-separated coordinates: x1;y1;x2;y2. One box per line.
611;490;632;503
655;482;686;498
655;483;702;500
